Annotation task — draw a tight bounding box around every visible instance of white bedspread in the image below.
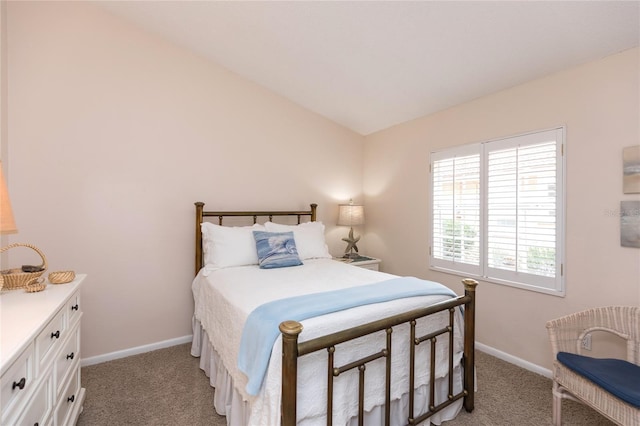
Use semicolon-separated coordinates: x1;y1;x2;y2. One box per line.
192;259;464;425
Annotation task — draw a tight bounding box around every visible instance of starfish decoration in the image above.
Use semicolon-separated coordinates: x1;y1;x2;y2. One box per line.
342;227;361;255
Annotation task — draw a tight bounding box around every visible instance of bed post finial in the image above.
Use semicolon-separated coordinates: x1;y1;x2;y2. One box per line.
280;320;303;426
310;203;317;222
462;278;478;412
195;202;205;275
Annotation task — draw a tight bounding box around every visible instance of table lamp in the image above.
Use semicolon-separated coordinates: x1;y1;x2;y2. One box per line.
337;200;364;258
1;161;17;288
0;161;17;235
0;162;48;292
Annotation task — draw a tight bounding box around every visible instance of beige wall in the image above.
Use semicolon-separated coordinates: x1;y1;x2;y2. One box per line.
5;1;639;371
363;48;640;370
5;2;365;359
0;0;5;163
1;1;7;261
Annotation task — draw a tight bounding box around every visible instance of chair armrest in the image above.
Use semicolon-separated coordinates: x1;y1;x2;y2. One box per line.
546;306;640;363
546;312;590;356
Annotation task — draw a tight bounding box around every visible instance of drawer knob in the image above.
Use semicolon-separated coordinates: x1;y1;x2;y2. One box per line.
67;394;75;403
66;352;75;360
51;330;60;339
12;377;26;390
71;304;79;311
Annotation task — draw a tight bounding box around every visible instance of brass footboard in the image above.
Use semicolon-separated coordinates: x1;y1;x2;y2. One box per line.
280;278;478;426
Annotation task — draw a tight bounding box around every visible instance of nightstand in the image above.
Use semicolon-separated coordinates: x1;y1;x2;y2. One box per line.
335;255;381;271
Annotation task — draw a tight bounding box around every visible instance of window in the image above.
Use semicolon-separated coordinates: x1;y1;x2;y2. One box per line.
430;128;565;295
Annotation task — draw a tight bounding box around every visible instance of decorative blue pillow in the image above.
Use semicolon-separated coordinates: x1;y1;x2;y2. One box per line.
253;231;303;269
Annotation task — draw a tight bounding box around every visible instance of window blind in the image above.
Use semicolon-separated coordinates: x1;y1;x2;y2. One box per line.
487;141;557;277
431;149;481;275
430;127;565;295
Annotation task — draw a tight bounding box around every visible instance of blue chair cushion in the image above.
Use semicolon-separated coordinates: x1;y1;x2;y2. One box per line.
557;352;640;408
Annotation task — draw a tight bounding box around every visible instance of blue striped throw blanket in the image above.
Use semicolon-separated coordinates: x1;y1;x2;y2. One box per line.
237;277;457;395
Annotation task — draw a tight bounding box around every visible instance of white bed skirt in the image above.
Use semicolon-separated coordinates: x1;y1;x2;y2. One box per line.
191;317;464;426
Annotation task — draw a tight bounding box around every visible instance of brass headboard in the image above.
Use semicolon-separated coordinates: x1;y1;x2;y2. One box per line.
194;202;318;275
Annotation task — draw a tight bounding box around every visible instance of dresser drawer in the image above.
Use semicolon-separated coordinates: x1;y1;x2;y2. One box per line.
1;341;35;422
54;325;80;399
55;367;81;426
14;374;53;426
66;291;81;327
35;309;67;373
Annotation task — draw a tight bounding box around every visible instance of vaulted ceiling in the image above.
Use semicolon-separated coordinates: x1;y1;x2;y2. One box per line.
99;1;639;135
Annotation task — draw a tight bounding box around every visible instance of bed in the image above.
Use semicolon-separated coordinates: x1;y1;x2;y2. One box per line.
190;202;477;426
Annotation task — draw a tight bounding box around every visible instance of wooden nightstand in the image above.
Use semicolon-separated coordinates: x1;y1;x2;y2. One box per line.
335;255;381;271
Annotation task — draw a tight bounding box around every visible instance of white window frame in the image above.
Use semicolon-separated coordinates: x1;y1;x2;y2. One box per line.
429;127;566;296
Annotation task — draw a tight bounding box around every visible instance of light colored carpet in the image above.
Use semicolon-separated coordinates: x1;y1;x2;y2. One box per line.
77;344;613;426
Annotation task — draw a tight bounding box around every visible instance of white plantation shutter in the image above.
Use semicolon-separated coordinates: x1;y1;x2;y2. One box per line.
430;128;565;295
485;129;563;291
431;146;481;275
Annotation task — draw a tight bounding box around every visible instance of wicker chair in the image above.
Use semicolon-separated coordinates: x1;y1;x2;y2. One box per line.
546;306;640;426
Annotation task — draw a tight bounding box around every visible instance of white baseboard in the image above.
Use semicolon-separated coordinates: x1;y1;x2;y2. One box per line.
476;342;552;379
81;335;193;367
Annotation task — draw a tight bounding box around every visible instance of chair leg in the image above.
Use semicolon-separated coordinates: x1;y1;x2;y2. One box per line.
552;382;563;426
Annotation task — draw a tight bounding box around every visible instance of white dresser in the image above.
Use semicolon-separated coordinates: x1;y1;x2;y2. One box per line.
1;274;86;426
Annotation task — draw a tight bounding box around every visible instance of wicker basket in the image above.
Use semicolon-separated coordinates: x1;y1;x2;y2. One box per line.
0;243;48;291
48;270;75;284
25;277;47;293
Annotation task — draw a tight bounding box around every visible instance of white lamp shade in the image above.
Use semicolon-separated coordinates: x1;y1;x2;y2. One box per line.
0;162;17;234
337;204;364;226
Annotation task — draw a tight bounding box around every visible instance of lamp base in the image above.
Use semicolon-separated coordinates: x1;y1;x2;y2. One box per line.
341;227;361;257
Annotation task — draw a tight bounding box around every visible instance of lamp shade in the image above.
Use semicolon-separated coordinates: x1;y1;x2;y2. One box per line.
337;203;364;226
0;162;17;234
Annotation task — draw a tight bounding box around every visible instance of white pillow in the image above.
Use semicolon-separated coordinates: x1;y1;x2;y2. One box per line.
264;221;331;260
201;222;265;268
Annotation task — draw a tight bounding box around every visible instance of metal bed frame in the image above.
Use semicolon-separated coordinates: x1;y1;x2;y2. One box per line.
194;202;477;426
